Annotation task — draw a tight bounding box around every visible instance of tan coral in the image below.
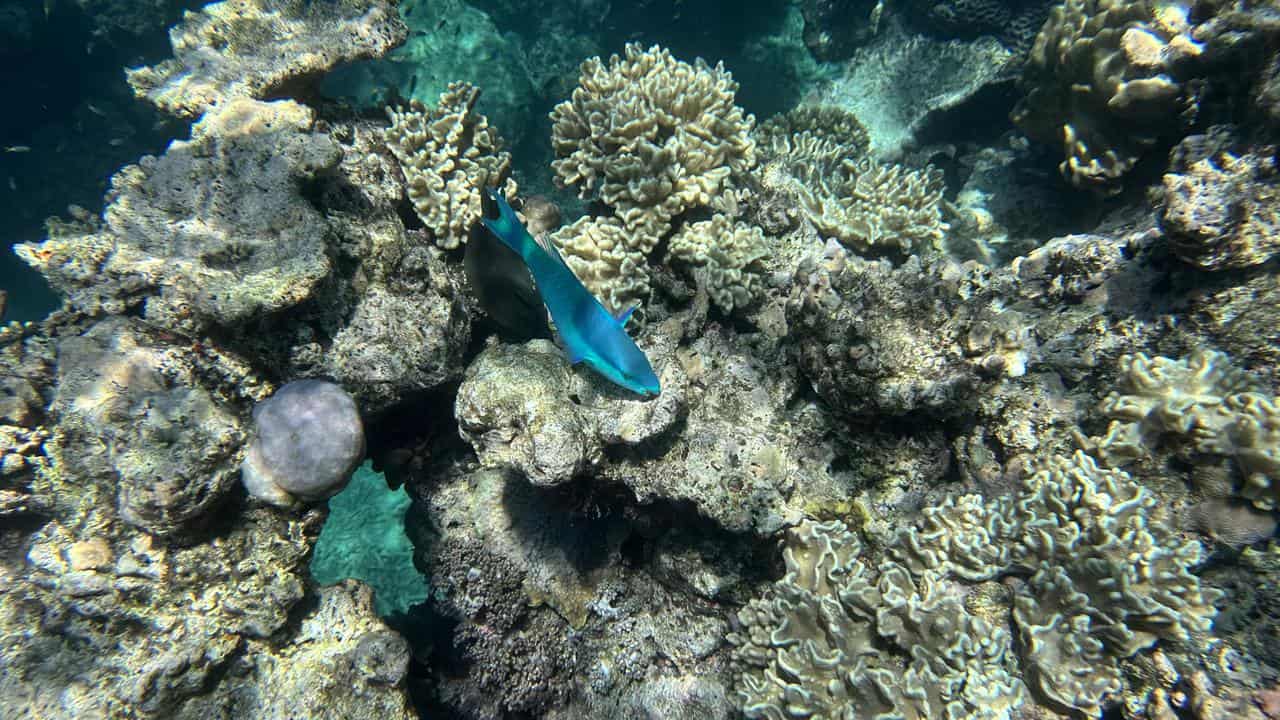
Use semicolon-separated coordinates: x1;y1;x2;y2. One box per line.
1086;349;1280;510
1013;0;1204;194
385;82;517;250
550;216;652;313
549;43;756;238
1161;149;1280;271
126;0;406;118
667;214;770;313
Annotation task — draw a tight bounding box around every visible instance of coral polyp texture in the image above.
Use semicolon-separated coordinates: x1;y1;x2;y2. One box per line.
384;82;518;250
126;0;407;118
732;452;1221;718
1085;350;1280;510
1013;0;1205;194
1161;145;1280;270
17;98;340;333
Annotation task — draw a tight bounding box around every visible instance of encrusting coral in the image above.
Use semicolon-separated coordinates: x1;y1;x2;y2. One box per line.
16;98;340;334
1085;349;1280;510
127;0;407;119
384;82;517;250
733;451;1222;718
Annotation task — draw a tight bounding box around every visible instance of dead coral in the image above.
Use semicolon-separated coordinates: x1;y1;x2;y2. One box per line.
127;0;406;118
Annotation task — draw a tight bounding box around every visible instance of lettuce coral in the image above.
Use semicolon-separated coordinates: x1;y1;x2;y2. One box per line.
384;82;517;250
734;452;1222;717
1087;349;1280;510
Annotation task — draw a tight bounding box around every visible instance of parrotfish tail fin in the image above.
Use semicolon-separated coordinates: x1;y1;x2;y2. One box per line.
482;188;534;259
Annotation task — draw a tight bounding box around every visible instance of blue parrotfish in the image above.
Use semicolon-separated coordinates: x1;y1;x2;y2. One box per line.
481;190;660;396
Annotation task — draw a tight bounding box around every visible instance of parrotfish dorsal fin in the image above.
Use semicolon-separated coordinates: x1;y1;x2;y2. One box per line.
614;305;637;327
534;232;570;268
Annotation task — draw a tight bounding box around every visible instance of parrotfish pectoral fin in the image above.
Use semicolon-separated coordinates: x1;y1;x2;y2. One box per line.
614;305;637;327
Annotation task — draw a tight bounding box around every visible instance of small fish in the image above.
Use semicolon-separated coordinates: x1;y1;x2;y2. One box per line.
86;103;106;117
482;190;660;396
4;146;31;153
108;138;125;146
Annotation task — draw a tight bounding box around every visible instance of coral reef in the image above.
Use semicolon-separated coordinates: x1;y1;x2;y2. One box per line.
1084;350;1280;511
786;242;1030;418
126;0;407;118
815;26;1015;156
730;518;1025;720
1161;143;1280;270
1012;0;1206;194
384;82;517;250
16;99;340;333
733;452;1221;718
550;43;756;236
666;214;770;313
755;104;948;258
547;43;758;306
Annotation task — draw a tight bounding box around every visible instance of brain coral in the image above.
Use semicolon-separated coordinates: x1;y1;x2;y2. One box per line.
1013;0;1205;194
385;82;517;249
549;43;757;241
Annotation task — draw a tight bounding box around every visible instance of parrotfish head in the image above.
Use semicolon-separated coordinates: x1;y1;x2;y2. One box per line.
589;347;661;397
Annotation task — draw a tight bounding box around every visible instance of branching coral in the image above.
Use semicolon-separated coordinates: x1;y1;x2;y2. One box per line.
1013;0;1205;194
1085;350;1280;510
547;43;764;311
385;82;517;249
549;43;757;243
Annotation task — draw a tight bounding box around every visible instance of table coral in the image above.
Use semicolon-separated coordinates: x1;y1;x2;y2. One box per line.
384;82;517;250
126;0;407;118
